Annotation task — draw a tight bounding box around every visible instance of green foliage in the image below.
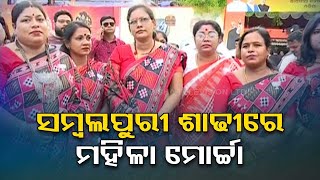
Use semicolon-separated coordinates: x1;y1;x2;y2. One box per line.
176;0;227;14
246;12;284;27
271;13;283;27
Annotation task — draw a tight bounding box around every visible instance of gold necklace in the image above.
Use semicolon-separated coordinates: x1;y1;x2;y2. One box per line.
244;67;273;83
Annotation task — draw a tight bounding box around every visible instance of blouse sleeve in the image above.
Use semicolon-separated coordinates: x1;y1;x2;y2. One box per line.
0;63;7;107
109;46;122;78
89;38;98;60
119;39;126;45
64;55;92;113
102;64;139;113
213;74;234;113
173;50;187;73
0;47;20;106
0;47;14;91
283;62;306;76
0;63;7;92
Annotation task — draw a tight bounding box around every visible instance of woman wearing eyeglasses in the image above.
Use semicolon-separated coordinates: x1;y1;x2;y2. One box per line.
90;16;125;63
171;20;240;145
109;4;185;145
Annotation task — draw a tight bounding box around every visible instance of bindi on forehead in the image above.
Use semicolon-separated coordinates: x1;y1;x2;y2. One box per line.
76;32;90;36
76;31;91;36
199;27;216;34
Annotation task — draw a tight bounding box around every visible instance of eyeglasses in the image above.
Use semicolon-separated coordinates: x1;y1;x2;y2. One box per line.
128;17;150;26
195;32;218;40
103;22;115;27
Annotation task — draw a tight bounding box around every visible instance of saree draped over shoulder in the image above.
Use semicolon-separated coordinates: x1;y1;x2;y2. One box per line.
179;57;240;113
225;73;307;164
284;62;320;130
78;59;138;113
227;73;306;114
109;44;185;145
110;44;184;113
172;56;240;145
0;46;91;120
0;45;91;168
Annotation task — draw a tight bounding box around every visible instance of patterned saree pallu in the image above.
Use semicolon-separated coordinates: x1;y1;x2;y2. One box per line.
227;73;306;114
110;44;184;145
122;45;182;113
299;64;320;129
180;57;240;113
0;47;89;123
172;57;240;145
0;45;92;169
227;73;307;165
78;60;107;113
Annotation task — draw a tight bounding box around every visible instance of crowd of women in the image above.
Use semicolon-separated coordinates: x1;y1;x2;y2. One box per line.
0;1;319;166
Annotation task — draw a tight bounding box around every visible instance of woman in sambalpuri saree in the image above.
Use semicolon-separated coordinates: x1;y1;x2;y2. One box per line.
109;5;185;145
171;20;240;145
213;27;308;164
284;14;320;136
0;1;89;167
60;21;137;114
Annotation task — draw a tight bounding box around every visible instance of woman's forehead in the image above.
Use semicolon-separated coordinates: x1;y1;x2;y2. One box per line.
130;8;149;18
19;7;44;17
242;32;265;43
74;27;91;34
198;25;216;32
